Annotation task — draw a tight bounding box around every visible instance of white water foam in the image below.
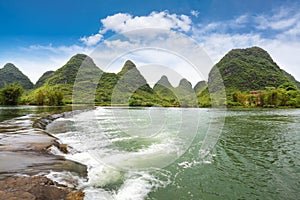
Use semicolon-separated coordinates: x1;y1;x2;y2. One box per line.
46;107;197;199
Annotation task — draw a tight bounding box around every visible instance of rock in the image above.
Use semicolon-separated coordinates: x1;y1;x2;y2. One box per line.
0;176;84;200
66;191;85;200
58;143;68;153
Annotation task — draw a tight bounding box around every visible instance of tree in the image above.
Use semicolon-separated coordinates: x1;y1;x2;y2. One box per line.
47;88;64;106
267;90;278;106
232;92;239;102
0;83;23;105
35;89;46;105
259;93;266;107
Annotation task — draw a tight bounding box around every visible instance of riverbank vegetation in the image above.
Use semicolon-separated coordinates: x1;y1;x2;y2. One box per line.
1;47;300;108
226;83;300;108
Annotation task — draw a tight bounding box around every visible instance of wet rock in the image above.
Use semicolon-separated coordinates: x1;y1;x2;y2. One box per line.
0;176;84;200
33;114;63;130
58;143;69;153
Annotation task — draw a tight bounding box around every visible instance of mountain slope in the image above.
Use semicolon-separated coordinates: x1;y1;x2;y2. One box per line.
0;63;33;89
208;47;291;93
281;69;300;90
35;71;54;88
112;60;162;106
47;54;102;85
153;76;179;106
174;78;197;107
34;54;103;102
194;81;207;94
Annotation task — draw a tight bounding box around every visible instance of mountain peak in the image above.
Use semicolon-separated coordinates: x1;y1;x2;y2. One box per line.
208;46;290;92
118;60;137;76
178;78;193;91
156;75;173;88
71;53;89;60
3;63;18;69
47;53;102;85
225;46;273;63
194;81;207;94
0;63;33;89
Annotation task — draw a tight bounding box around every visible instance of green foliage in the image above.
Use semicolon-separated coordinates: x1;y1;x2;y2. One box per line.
153;76;180;106
35;89;46;105
0;63;33;89
29;86;64;106
226;82;300;108
280;70;300;90
47;54;102;85
35;71;54;88
0;83;23;105
208;47;291;93
47;89;64;106
194;81;207;94
197;87;212;107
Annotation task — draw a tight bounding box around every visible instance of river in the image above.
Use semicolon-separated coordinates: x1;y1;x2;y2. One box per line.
1;106;300;199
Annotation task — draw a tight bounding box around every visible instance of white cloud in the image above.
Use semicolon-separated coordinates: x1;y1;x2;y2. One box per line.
254;6;300;36
101;11;192;33
235;14;248;24
89;29;211;86
190;10;199;17
194;14;249;36
80;11;192;47
80;33;103;46
25;44;91;55
255;15;297;31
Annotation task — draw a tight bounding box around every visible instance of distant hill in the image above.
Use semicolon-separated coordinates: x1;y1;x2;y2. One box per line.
35;71;54;88
153;76;179;106
174;78;197;107
113;60;163;106
208;47;291;93
194;81;207;94
35;54;103;102
47;54;102;85
0;63;33;89
281;69;300;90
153;76;197;107
176;78;194;92
22;46;300;107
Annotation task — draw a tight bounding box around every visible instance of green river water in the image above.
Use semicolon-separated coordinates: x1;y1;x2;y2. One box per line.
0;106;299;200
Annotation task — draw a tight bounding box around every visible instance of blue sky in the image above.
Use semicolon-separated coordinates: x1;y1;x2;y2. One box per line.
0;0;300;85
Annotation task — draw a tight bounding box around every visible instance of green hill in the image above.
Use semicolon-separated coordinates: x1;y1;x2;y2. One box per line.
47;54;102;85
96;72;119;104
35;71;54;88
153;76;179;106
194;81;207;94
22;47;300;107
208;46;291;93
112;60;163;106
174;78;197;107
42;54;103;102
0;63;33;89
281;69;300;90
206;46;300;107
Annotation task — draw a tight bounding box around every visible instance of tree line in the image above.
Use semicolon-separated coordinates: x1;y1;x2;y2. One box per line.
1;82;300;108
228;82;300;107
0;83;63;106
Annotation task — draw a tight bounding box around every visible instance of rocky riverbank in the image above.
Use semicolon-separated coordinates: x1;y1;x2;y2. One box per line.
0;108;92;200
0;176;84;200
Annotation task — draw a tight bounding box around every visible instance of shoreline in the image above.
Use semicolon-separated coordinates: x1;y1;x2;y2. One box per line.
0;176;84;200
0;107;92;200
